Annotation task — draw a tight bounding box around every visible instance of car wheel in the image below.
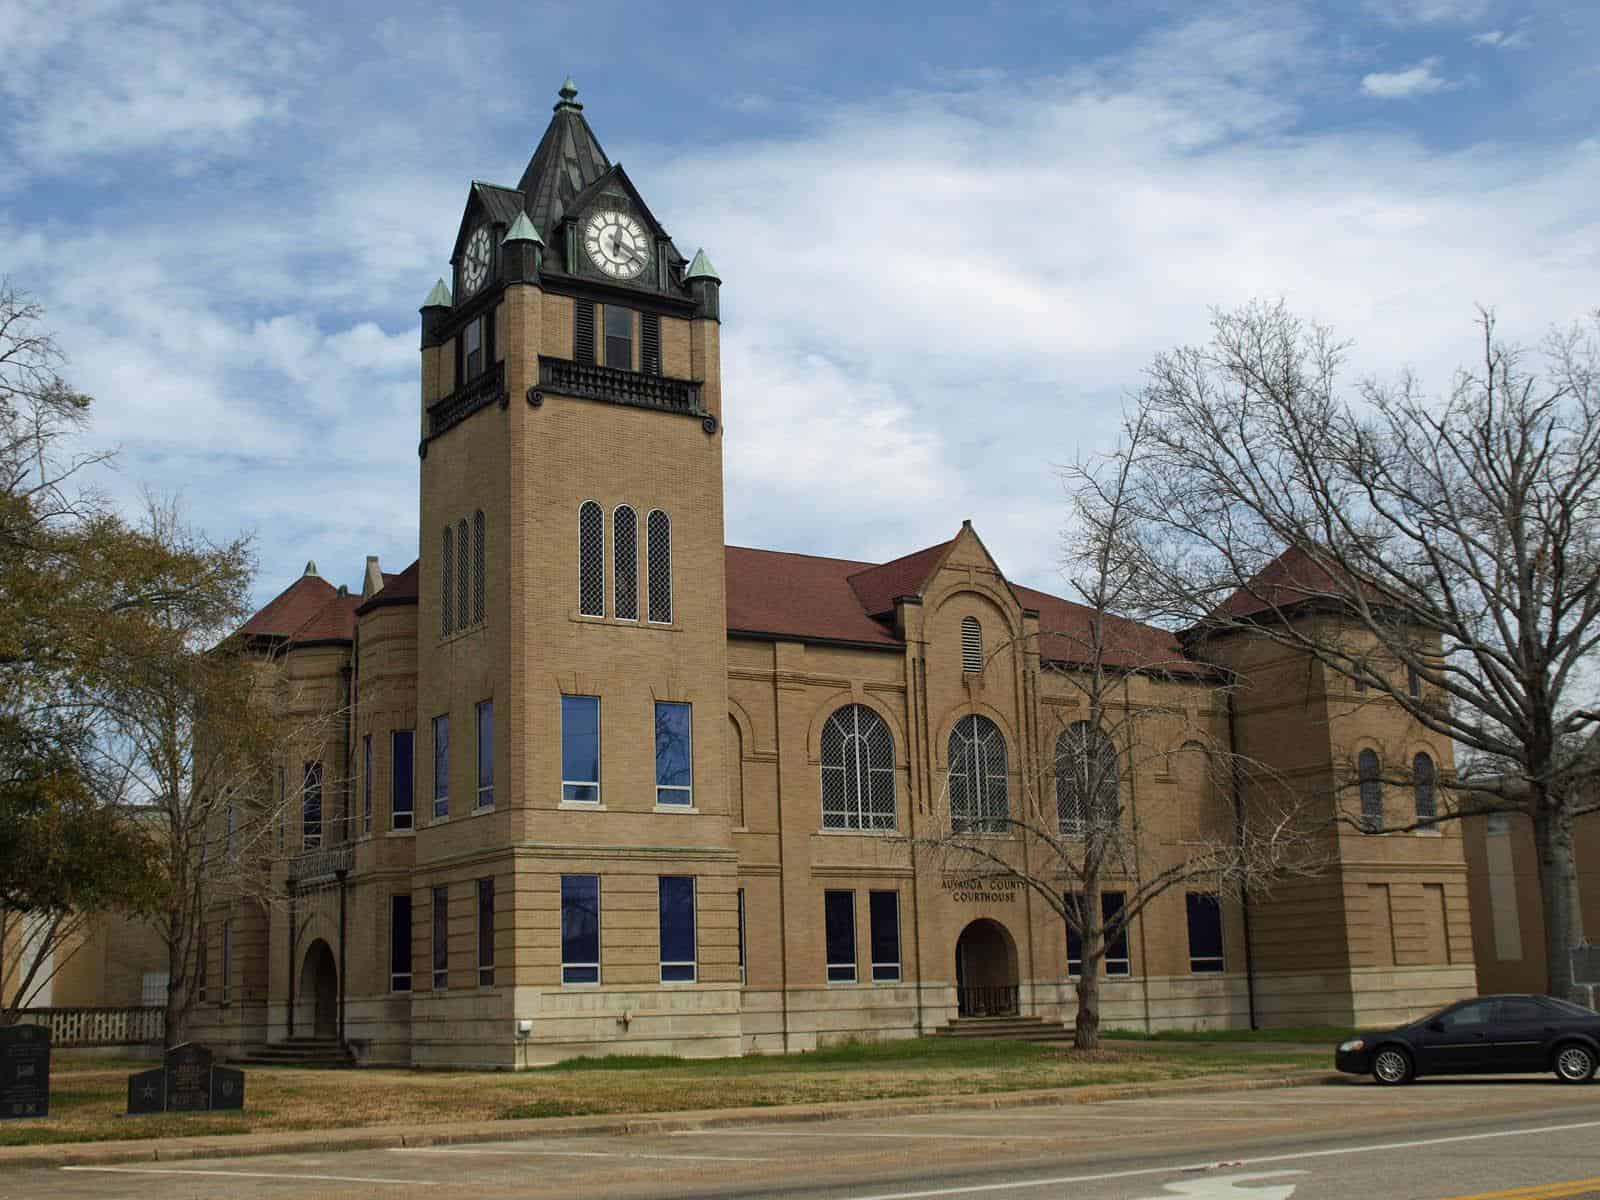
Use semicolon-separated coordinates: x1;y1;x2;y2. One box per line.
1372;1046;1414;1086
1554;1043;1596;1084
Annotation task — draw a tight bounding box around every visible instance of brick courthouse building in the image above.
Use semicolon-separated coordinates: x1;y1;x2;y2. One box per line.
192;83;1475;1067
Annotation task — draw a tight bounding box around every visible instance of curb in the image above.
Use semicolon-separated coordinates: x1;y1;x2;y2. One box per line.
1;1068;1343;1170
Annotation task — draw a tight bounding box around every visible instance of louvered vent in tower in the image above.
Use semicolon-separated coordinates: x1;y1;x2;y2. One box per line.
574;299;596;363
641;313;661;375
961;616;983;673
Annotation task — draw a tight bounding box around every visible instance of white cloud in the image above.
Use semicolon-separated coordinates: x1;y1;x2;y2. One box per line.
1470;28;1529;48
1365;0;1490;26
1361;57;1455;98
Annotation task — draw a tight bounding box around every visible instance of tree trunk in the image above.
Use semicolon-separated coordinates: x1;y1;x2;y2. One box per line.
1533;798;1585;1002
163;909;188;1049
1073;926;1103;1050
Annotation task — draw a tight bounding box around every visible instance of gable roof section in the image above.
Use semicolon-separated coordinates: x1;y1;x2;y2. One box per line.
726;546;901;647
847;539;954;617
355;559;420;616
287;592;362;647
1204;545;1386;626
238;573;338;640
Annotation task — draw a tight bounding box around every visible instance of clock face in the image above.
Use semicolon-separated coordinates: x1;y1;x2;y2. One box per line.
460;226;492;295
584;209;649;280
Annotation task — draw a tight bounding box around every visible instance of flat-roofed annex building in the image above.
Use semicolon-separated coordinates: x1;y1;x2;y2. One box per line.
189;82;1476;1068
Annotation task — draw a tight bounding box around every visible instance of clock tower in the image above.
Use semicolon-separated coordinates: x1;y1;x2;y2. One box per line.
411;79;737;1065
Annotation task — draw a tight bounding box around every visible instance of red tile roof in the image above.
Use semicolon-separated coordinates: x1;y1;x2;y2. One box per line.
355;559;420;615
847;540;953;617
1016;586;1211;676
238;573;340;640
1205;545;1379;624
726;546;901;646
287;592;362;645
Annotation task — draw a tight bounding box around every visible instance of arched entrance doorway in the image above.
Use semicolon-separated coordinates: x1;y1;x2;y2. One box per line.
299;939;338;1039
955;919;1019;1017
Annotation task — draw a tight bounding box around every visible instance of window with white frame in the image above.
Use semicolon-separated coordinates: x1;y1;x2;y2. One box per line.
613;505;638;620
869;890;901;981
1186;892;1224;973
578;501;605;616
561;695;601;803
654;701;692;806
1055;721;1118;839
1103;891;1131;976
362;733;373;834
391;730;414;830
1413;752;1436;828
1065;891;1086;976
391;894;413;992
431;884;448;989
737;887;746;985
561;874;600;984
302;761;323;849
820;704;896;830
948;715;1008;834
658;876;696;982
960;616;983;673
647;508;672;623
476;700;494;809
221;920;232;1004
477;877;495;987
824;890;856;982
432;715;450;820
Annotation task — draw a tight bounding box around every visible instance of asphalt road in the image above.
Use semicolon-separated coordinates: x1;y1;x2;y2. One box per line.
12;1077;1600;1200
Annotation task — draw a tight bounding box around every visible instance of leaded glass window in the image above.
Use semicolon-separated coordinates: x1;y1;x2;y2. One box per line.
1414;752;1436;828
441;524;453;635
820;704;896;830
613;505;638;620
456;517;469;632
948;714;1008;834
1358;748;1383;832
961;616;983;673
579;501;605;616
1055;721;1119;839
647;509;672;623
472;510;485;625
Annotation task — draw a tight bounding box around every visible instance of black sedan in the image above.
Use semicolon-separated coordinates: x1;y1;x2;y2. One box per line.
1335;994;1600;1085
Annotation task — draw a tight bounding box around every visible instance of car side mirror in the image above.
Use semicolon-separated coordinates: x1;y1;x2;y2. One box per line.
1427;1021;1445;1033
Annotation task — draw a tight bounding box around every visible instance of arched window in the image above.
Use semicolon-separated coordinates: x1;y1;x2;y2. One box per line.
961;616;983;673
821;704;897;831
456;517;469;632
1413;752;1436;828
728;715;745;827
471;510;485;625
647;509;672;624
1358;748;1383;833
578;501;605;617
1055;721;1118;838
613;505;638;621
948;714;1008;834
441;525;453;636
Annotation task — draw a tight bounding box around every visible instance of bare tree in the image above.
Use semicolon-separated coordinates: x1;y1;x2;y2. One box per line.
1121;301;1600;999
920;418;1325;1048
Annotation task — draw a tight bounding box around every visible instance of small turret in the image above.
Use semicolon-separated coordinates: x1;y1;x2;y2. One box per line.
684;248;721;321
420;278;452;348
502;212;544;283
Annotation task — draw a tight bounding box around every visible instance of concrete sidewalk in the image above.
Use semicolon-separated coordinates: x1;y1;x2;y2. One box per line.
0;1067;1341;1171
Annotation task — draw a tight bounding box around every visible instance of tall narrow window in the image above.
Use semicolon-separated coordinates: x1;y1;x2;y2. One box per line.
561;695;601;803
432;714;450;820
658;876;696;982
302;761;323;849
737;887;746;985
456;517;469;632
641;312;661;375
431;885;448;989
476;700;494;809
196;922;208;1002
391;730;414;831
820;704;896;830
440;524;453;636
362;734;373;834
391;895;413;992
574;298;596;363
824;890;857;982
613;505;638;620
477;877;495;987
1407;664;1421;699
961;616;983;673
1056;722;1118;839
561;875;600;984
578;501;605;616
464;314;484;379
1103;891;1131;977
1065;891;1086;976
654;701;693;806
221;920;232;1005
472;509;485;625
948;715;1008;834
604;304;633;369
1414;752;1437;828
1358;748;1383;832
869;890;901;982
647;509;672;623
1186;892;1224;973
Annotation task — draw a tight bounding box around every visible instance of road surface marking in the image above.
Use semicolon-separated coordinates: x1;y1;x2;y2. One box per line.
394;1146;769;1162
685;1129;1053;1141
62;1165;436;1185
839;1117;1600;1200
1439;1179;1600;1200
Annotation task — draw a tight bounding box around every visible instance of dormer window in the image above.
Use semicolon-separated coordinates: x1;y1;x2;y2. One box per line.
605;305;633;369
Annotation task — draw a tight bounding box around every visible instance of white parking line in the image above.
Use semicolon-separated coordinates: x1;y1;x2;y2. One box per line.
395;1146;769;1162
62;1165;437;1185
838;1116;1600;1200
682;1130;1053;1141
898;1111;1259;1123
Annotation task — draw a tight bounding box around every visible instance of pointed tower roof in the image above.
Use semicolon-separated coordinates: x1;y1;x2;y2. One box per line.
421;278;452;309
501;212;543;245
684;248;720;282
515;78;613;244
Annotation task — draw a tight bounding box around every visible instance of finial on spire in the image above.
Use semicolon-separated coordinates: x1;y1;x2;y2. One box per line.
304;560;319;577
555;76;582;112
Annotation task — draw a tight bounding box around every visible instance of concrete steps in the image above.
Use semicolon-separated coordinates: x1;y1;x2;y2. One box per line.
935;1015;1077;1043
230;1037;354;1067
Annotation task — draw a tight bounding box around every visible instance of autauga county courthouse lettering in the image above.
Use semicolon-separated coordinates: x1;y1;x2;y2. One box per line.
942;875;1026;903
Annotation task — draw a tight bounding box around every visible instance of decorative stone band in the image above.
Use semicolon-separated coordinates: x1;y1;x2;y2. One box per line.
287;843;354;886
425;359;508;443
536;356;713;432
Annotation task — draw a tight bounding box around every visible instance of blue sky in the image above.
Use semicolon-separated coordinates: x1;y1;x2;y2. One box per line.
1;0;1595;608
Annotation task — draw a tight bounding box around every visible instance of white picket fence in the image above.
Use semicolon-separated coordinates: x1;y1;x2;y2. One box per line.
19;1006;163;1046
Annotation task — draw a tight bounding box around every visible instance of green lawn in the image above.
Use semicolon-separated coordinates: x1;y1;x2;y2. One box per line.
1103;1026;1349;1045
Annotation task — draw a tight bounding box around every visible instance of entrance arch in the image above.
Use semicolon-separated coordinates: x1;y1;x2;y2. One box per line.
954;919;1019;1017
299;939;338;1039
